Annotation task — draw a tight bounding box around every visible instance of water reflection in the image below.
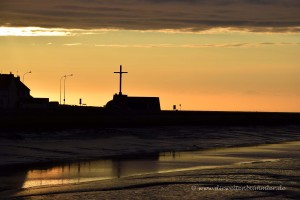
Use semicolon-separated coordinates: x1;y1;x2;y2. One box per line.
3;142;290;191
22;155;163;188
23;160;115;188
19;150;245;189
1;141;299;198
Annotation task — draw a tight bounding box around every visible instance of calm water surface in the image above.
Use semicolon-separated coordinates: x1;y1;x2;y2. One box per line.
2;141;299;192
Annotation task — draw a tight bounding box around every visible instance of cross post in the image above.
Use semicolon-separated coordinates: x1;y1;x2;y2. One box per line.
114;65;128;95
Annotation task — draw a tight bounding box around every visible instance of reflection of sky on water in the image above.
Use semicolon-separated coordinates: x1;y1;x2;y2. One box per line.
22;157;162;188
1;141;298;191
21;151;246;189
23;160;114;188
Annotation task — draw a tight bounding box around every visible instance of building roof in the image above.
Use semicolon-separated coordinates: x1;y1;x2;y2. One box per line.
0;73;30;91
106;94;161;112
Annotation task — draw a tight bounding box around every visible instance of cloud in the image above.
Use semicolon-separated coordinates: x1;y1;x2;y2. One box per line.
94;42;300;48
0;27;70;36
1;0;300;33
95;44;173;48
63;43;82;46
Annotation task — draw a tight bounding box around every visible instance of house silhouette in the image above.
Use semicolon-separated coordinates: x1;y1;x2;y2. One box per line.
0;73;54;109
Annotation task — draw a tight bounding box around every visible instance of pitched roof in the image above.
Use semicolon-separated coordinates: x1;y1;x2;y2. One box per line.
17;79;30;91
0;74;30;91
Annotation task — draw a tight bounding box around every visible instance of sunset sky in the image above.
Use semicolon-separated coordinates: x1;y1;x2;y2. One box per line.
0;0;299;111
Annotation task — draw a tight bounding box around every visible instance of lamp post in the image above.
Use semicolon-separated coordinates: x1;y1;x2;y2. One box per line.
23;71;32;83
63;74;73;105
60;75;65;105
60;74;73;105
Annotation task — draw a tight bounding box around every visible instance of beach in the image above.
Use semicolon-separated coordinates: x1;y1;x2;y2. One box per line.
2;1;300;199
0;126;300;199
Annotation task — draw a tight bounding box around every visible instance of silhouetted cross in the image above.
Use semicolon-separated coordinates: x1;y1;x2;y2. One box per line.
114;65;128;95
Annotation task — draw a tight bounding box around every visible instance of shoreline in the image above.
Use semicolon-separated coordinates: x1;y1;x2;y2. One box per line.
1;125;300;169
2;140;300;199
0;137;299;171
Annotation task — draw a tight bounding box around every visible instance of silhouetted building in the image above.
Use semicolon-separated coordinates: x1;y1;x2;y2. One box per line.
105;65;161;112
0;73;54;109
106;94;160;112
0;73;31;109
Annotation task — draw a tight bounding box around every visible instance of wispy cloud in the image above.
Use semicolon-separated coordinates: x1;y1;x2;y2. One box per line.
0;27;70;36
63;43;82;46
1;0;300;33
94;42;300;48
0;26;117;36
95;44;173;48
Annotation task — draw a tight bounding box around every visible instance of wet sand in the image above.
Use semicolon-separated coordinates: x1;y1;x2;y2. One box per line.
1;126;300;167
1;141;300;200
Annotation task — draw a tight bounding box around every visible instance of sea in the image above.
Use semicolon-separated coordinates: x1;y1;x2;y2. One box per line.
1;125;300;196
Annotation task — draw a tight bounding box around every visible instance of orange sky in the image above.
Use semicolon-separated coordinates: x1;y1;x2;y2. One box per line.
1;1;300;111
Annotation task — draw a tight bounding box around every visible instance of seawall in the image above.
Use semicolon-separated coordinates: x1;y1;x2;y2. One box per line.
1;107;300;131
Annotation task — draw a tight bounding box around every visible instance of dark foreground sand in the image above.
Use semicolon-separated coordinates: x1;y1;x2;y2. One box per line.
1;141;299;200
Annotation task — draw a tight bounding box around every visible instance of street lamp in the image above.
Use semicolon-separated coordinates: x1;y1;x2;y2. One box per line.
60;74;73;105
60;75;65;104
23;71;32;83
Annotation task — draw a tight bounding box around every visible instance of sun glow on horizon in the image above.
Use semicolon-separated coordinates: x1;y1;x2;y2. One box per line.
0;27;72;36
1;26;300;112
2;26;300;37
